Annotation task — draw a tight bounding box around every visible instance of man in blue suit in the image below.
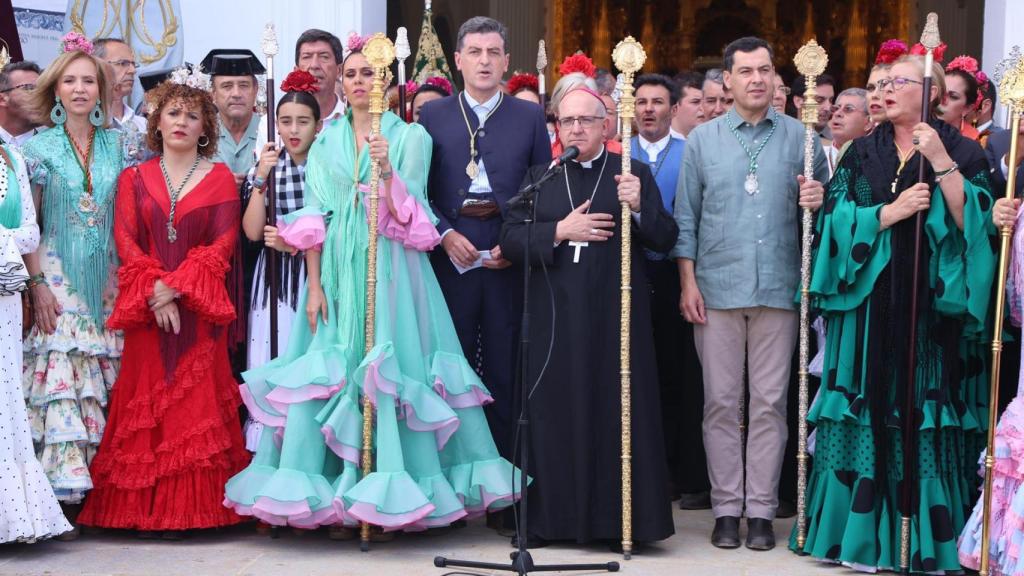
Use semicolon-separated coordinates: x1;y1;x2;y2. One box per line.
418;17;551;473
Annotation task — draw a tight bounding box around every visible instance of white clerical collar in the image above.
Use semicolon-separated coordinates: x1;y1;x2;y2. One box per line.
639;132;671;155
574;145;606;168
977;119;993;133
464;90;501;113
669;127;686;141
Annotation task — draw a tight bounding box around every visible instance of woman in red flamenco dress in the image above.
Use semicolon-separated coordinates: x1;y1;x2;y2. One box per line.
78;69;250;536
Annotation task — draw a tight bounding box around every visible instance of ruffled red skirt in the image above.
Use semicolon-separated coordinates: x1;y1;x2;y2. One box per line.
79;329;250;530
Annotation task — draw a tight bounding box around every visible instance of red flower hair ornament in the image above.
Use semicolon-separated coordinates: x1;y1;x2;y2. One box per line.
910;41;948;64
946;55;990;109
874;39;909;65
507;72;539;95
280;69;320;94
559;52;596;78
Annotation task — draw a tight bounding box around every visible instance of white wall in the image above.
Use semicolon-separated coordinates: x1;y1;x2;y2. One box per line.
982;0;1024;127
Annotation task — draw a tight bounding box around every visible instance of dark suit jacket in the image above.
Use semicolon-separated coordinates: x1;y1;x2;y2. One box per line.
419;92;551;235
985;127;1024;197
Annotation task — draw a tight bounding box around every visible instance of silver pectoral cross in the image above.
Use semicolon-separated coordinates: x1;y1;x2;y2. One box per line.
569;240;588;263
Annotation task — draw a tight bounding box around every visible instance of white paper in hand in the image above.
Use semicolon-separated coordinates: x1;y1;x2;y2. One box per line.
452;250;491;275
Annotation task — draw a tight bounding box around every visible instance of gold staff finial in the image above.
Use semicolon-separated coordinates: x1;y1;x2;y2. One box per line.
611;34;645;563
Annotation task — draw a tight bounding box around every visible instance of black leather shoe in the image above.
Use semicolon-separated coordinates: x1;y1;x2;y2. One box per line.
745;518;775;551
678;490;712;510
711;516;741;549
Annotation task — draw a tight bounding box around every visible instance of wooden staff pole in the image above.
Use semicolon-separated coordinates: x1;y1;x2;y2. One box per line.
261;23;280;359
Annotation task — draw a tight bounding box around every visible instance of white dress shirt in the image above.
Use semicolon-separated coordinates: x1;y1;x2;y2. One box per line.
464;90;502;195
638;132;671;163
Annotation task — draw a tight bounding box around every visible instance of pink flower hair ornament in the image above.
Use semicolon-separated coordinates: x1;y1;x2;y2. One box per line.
946;55;990;109
60;32;94;56
344;32;369;59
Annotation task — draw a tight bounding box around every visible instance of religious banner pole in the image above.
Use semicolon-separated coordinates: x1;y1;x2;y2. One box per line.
980;52;1024;576
395;27;411;121
261;23;280;359
359;33;396;552
901;13;941;574
793;38;828;552
611;36;645;561
537;40;548;110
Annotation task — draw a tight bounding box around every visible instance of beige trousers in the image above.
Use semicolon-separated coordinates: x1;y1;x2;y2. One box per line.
693;306;797;520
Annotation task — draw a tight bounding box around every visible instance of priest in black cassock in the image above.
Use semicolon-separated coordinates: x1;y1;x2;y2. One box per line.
500;87;677;549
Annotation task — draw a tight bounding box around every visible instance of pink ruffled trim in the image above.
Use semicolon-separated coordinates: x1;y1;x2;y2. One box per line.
432;378;493;408
265;382;343;413
463;486;522;514
346;501;436;531
360;174;441;251
224;496;339;528
363;360;460;450
239;384;286;427
322;426;360;464
278;215;325;251
402;508;468;532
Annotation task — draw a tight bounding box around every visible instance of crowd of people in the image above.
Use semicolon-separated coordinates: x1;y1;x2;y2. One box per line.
1;12;1023;576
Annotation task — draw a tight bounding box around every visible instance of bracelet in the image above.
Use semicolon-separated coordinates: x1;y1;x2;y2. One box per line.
27;273;47;288
934;162;959;182
380;169;394;180
252;175;267;189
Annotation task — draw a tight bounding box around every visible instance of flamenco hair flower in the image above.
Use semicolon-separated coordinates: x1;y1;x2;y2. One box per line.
874;39;908;65
281;69;320;94
60;32;94;55
507;72;539;95
423;76;453;96
169;65;212;92
947;55;990;108
346;32;368;55
559;52;596;78
910;41;948;63
405;79;420;96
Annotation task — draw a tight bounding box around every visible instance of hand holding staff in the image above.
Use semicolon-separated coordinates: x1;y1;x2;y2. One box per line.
980;50;1024;576
792;38;828;552
611;36;645;561
358;32;396;552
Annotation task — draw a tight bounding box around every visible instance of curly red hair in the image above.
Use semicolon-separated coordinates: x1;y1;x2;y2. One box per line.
145;81;220;157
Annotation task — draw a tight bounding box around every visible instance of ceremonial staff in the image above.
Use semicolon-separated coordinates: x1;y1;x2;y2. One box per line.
359;33;396;552
793;38;828;552
980;51;1024;576
536;40;548;110
395;27;410;121
261;23;280;359
901;13;941;573
611;36;645;561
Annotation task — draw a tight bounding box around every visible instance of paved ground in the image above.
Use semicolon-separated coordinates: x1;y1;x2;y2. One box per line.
0;509;862;576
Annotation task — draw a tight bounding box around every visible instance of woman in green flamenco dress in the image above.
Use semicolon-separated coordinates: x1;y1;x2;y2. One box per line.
791;55;995;573
224;35;523;534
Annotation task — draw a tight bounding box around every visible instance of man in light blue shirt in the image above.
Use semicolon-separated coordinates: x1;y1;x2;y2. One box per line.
672;36;827;551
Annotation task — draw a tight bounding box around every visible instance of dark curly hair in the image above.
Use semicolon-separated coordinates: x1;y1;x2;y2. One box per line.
145;81;220;157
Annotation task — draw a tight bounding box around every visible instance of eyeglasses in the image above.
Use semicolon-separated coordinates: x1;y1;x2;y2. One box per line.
557;115;605;129
877;77;923;91
775;86;791;95
106;59;139;69
0;83;35;93
831;104;863;115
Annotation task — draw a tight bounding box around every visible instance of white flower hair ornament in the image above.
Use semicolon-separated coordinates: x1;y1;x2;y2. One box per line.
169;66;212;92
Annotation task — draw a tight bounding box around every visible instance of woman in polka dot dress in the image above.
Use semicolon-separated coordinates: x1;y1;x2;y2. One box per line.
0;144;72;543
789;55;997;573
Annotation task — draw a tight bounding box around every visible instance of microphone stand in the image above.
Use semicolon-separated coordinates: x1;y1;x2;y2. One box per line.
434;162;619;575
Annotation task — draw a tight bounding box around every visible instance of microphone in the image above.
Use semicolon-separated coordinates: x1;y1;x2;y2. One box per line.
547;145;580;170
